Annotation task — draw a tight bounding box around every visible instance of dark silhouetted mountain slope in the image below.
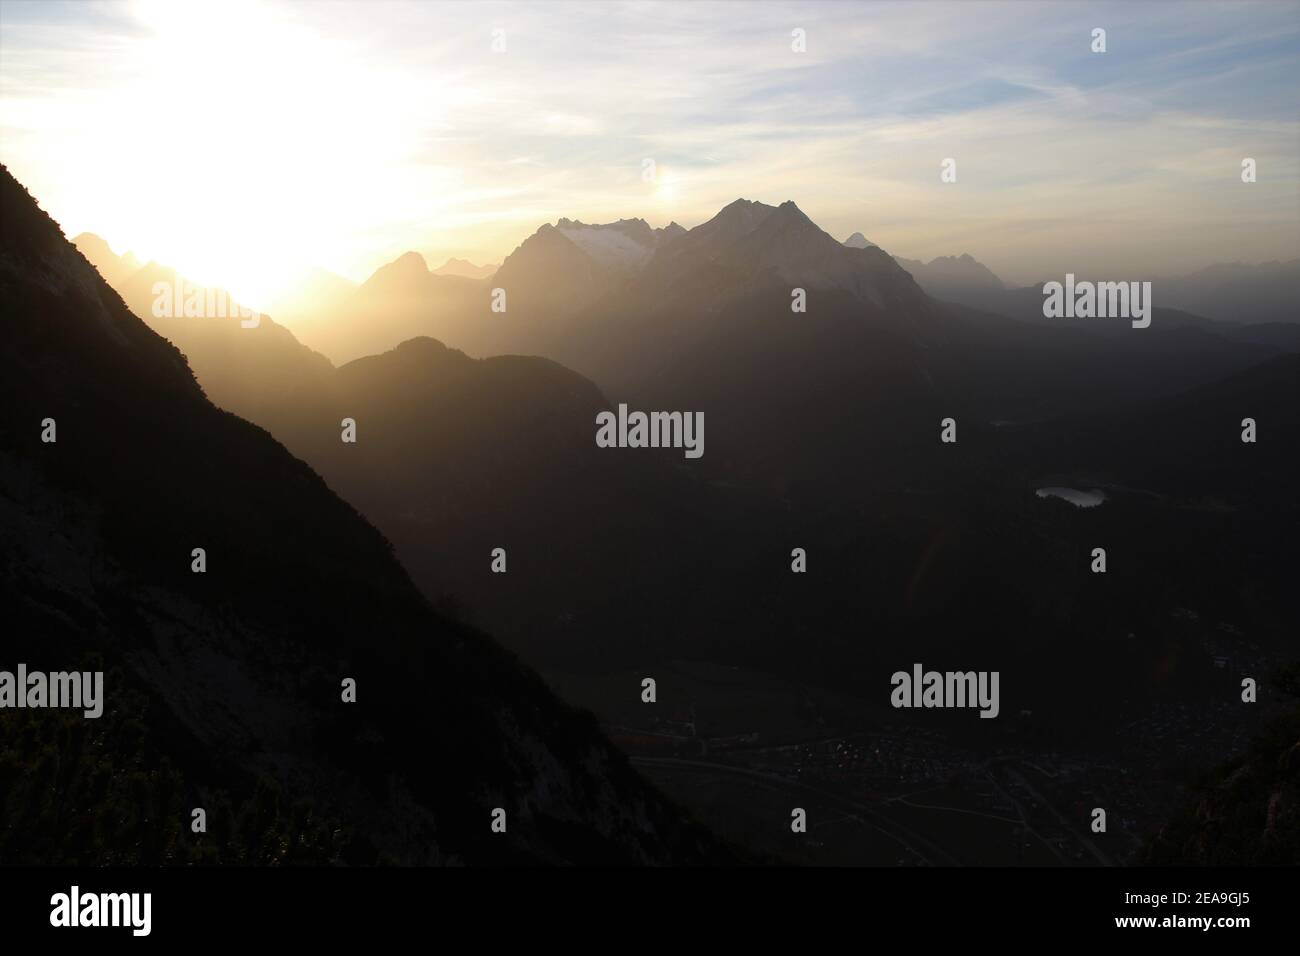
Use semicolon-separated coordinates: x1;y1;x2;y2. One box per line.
72;230;142;287
1019;352;1300;503
1145;669;1300;865
71;235;336;425
0;165;731;865
1155;260;1300;326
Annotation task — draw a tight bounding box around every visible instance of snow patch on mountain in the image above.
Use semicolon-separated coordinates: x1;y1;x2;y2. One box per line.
557;220;657;271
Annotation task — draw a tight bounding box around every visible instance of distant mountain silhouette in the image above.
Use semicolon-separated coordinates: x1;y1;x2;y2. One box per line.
298;252;484;365
72;231;142;287
425;198;1290;494
260;336;738;656
838;233;1005;299
1154;260;1300;325
267;265;358;329
1;166;731;865
72;234;335;424
892;256;1299;329
432;257;497;280
81;200;1296;499
490;220;631;311
291;201;939;371
634;199;928;310
893;252;1006;301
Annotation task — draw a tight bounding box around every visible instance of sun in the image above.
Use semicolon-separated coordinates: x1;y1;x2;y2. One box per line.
85;0;423;311
654;169;679;206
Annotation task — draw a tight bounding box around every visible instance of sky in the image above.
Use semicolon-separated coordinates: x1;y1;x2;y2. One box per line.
1;0;1297;308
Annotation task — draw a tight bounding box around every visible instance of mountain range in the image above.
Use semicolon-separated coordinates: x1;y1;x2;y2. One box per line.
2;164;734;865
70;194;1296;641
48;183;1300;864
863;241;1298;332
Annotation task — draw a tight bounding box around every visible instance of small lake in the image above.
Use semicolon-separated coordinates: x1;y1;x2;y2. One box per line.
1035;486;1106;508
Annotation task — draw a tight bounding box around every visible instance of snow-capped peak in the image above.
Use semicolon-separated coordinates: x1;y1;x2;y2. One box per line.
556;218;659;271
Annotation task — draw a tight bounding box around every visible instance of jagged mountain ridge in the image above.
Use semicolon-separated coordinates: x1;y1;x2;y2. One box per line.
276;198;939;367
892;252;1006;301
72;235;336;424
78;199;1293;499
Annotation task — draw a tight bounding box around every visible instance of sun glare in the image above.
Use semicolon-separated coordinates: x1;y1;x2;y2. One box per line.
654;169;679;206
82;0;427;310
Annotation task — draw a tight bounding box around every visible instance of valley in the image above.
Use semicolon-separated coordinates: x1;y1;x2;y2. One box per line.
31;181;1300;869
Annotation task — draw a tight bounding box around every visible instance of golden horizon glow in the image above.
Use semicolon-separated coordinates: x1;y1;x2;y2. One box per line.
2;0;1297;313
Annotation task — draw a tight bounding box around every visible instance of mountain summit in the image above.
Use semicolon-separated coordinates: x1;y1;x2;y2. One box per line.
364;250;431;291
634;198;928;312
